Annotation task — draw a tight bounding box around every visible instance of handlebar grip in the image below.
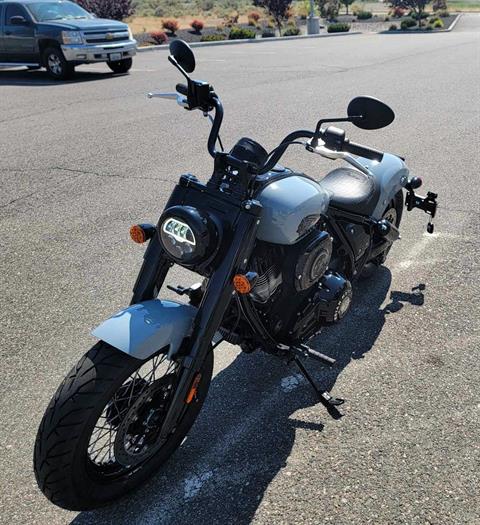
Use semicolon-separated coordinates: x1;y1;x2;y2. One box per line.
344;140;384;162
176;83;188;96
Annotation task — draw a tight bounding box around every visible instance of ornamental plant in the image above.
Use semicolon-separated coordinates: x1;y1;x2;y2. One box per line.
150;30;168;44
162;18;180;35
190;19;204;33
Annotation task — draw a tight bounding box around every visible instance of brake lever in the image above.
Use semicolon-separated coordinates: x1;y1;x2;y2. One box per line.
147;92;189;108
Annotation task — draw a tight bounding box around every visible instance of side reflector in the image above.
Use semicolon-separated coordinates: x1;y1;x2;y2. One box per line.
233;274;252;294
186;373;202;404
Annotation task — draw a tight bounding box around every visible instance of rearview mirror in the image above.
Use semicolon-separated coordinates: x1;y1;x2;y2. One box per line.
169;40;195;74
10;15;28;25
347;96;395;130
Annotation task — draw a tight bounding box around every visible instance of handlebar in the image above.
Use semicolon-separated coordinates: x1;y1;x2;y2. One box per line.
343;139;384;162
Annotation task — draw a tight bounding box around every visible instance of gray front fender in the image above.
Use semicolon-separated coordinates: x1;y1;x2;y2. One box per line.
92;300;197;360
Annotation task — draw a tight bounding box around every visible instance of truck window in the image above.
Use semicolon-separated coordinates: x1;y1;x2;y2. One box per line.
5;4;28;24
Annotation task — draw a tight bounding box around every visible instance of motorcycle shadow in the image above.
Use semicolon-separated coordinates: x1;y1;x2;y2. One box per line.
73;267;425;525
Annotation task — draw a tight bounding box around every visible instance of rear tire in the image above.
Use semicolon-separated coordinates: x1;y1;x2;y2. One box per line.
107;58;132;74
43;46;74;80
34;342;213;510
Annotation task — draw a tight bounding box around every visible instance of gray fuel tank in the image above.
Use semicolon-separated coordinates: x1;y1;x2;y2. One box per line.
256;172;330;245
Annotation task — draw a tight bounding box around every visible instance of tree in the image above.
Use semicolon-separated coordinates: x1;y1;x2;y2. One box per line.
389;0;431;26
254;0;293;33
317;0;340;19
75;0;134;21
340;0;354;15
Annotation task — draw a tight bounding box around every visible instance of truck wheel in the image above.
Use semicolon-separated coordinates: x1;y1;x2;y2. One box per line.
43;47;74;80
107;58;132;74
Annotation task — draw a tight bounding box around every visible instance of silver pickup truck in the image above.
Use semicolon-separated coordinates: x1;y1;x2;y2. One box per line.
0;0;137;79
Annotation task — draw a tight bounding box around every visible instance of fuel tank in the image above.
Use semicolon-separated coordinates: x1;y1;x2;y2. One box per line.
256;170;330;245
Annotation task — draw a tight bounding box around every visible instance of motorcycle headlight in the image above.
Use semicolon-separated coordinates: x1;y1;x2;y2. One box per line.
159;206;218;266
62;31;84;45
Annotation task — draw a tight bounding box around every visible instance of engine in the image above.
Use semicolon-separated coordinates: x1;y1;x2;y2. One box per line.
248;230;352;344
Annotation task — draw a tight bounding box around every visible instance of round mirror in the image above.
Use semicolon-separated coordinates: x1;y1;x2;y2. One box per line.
169;40;195;74
347;96;395;130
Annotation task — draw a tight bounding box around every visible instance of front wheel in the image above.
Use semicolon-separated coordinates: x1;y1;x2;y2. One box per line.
34;342;213;511
107;58;133;74
43;46;74;80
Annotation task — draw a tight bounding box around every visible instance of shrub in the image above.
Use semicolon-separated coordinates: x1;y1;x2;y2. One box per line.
428;15;441;23
76;0;134;20
400;17;417;29
162;18;179;35
356;10;372;19
228;26;256;39
390;6;407;17
426;24;433;29
248;10;261;22
327;22;350;32
283;24;300;35
436;9;449;16
432;0;447;11
318;0;341;19
385;16;390;21
200;32;227;41
224;11;239;27
262;28;276;37
150;30;168;44
351;3;362;15
389;23;398;29
190;19;204;33
197;0;214;11
432;18;444;27
409;10;428;19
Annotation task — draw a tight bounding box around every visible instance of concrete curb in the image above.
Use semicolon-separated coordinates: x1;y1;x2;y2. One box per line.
379;13;461;34
137;31;361;53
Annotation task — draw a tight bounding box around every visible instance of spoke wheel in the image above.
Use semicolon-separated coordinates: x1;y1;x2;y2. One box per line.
34;342;213;510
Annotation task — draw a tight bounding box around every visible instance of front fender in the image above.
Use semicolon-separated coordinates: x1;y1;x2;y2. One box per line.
92;300;197;360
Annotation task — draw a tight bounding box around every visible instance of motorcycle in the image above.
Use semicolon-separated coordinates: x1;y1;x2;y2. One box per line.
34;40;438;511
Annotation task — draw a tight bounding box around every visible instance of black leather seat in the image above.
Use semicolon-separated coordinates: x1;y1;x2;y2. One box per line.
319;167;380;216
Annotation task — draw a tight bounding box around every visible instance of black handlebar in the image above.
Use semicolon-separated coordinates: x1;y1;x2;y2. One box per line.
176;83;188;96
207;97;224;158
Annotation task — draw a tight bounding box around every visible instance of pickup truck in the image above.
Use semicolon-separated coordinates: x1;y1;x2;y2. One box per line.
0;0;137;79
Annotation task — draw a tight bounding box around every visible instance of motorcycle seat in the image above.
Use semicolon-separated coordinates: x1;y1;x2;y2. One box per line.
319;167;380;216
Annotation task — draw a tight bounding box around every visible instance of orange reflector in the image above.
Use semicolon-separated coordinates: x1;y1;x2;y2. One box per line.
233;274;252;294
186;373;202;404
130;225;146;244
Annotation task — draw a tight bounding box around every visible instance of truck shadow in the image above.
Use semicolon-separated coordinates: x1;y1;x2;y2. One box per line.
72;267;426;525
0;67;126;86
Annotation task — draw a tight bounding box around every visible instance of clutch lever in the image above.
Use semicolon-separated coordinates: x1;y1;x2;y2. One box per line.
147;92;189;108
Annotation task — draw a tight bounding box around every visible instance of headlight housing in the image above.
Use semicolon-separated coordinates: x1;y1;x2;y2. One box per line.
159;206;219;266
62;31;84;45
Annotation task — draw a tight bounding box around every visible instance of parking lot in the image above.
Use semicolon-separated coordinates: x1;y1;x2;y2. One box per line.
1;14;479;525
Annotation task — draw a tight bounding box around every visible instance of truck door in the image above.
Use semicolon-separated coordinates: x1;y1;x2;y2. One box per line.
3;3;36;62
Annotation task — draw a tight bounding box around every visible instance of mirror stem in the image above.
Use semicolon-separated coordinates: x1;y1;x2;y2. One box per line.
168;55;191;82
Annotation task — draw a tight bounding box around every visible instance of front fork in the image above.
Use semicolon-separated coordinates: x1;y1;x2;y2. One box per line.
131;199;262;439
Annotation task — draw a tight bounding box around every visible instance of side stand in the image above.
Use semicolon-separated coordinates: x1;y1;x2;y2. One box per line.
293;357;344;419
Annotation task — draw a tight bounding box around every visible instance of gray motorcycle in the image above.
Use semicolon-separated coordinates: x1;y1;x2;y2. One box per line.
34;40;438;511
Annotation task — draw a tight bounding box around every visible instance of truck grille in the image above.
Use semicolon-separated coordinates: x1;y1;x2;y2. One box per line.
82;29;130;44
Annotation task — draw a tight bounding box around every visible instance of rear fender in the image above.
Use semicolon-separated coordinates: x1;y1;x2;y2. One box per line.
364;153;409;218
92;300;197;360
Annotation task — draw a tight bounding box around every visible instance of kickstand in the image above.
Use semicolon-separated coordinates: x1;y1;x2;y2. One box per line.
293;357;344;419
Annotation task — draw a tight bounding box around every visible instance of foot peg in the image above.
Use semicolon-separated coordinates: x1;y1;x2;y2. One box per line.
405;177;438;234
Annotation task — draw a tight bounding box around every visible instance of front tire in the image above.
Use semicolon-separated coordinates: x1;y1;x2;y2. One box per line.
107;58;133;74
43;46;74;80
34;342;213;510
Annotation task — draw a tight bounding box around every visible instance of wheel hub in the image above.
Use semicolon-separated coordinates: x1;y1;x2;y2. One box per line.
113;374;176;467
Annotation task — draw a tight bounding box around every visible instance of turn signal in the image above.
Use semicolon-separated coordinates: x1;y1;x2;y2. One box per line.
186;373;202;404
233;273;257;294
129;224;156;244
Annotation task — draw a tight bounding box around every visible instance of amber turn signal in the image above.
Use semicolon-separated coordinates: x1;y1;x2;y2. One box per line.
233;274;252;294
186;373;202;404
129;223;156;244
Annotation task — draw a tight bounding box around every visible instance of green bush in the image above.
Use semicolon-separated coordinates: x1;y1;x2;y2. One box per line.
436;9;450;17
388;23;398;30
262;28;276;37
200;33;227;41
432;18;444;27
228;26;256;39
356;10;372;19
400;18;416;29
428;16;441;23
327;22;350;32
283;25;301;36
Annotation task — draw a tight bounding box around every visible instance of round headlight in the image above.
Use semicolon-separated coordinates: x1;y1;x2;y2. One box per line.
158;206;217;265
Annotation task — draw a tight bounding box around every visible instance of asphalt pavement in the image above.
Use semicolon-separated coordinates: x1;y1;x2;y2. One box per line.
1;14;479;525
